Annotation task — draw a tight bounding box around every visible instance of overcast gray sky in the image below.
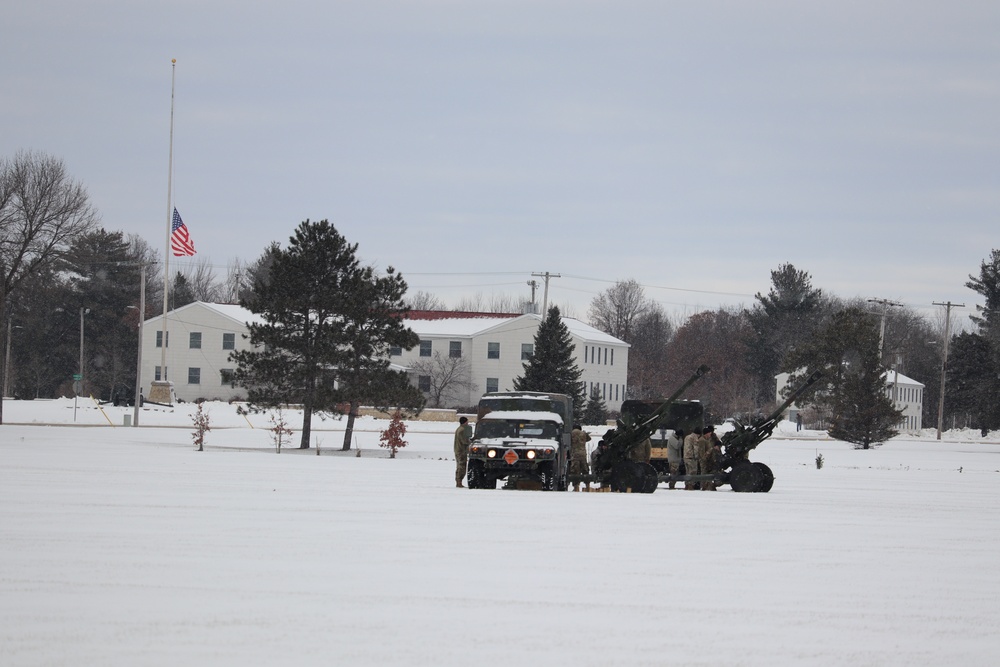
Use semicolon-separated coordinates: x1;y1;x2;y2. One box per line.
3;1;997;322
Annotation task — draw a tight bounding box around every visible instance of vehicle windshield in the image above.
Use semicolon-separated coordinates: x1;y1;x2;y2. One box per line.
478;396;570;422
476;420;559;440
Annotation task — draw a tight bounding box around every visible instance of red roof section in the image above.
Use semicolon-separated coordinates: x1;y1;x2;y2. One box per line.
406;310;521;320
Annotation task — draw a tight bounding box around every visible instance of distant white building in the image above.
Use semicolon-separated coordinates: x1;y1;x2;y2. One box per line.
141;304;629;409
885;370;924;432
396;311;630;411
776;369;924;433
141;302;263;403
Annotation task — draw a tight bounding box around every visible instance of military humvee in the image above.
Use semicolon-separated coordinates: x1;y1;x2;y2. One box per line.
466;391;573;491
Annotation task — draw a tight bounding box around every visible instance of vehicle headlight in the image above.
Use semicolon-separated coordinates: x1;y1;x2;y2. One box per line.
526;450;536;460
470;445;481;454
542;448;554;456
487;449;497;458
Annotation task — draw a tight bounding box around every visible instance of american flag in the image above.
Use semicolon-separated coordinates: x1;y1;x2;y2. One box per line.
170;208;196;256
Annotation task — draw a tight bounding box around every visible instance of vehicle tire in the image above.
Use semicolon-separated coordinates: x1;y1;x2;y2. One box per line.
467;463;484;489
729;461;763;492
753;462;774;492
539;462;556;491
484;474;498;489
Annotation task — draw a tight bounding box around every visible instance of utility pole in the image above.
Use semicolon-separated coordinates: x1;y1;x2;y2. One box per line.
932;301;964;441
867;298;903;359
531;272;561;316
526;280;538;313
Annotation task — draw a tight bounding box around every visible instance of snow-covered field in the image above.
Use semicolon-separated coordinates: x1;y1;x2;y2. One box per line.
2;398;999;666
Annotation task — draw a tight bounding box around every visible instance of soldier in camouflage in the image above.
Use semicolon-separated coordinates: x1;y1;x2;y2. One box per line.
666;429;685;489
697;426;719;491
630;436;652;464
454;416;473;488
570;424;591;491
683;429;701;490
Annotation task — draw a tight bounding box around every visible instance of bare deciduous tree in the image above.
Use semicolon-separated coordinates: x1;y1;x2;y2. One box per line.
406;290;446;311
588;279;650;342
453;292;522;313
409;351;475;408
1;150;98;423
181;257;224;302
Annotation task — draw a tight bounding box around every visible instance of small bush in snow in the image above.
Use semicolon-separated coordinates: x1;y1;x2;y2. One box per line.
269;409;294;453
379;410;408;459
192;402;211;452
815;451;824;469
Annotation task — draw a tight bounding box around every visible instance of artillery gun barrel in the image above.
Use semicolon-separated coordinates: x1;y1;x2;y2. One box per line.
721;369;824;459
767;369;824;423
623;365;710;443
603;365;710;463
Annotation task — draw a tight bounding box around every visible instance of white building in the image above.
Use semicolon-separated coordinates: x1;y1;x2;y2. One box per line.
395;311;629;411
775;370;924;433
141;304;630;409
141;302;263;403
886;370;925;432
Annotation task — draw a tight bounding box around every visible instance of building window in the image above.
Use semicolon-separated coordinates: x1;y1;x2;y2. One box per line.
419;340;432;357
189;332;202;349
155;331;168;348
222;333;236;350
603;348;608;364
611;349;614;366
389;346;402;357
521;343;533;360
155;366;167;381
220;369;235;386
417;375;431;392
188;367;201;385
584;346;589;363
486;377;499;393
487;342;500;359
449;341;462;358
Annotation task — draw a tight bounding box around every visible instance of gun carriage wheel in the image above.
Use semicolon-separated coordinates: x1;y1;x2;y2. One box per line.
729;461;765;493
609;462;659;493
753;462;774;492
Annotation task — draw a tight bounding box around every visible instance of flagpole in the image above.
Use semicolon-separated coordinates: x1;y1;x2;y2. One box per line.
157;58;176;402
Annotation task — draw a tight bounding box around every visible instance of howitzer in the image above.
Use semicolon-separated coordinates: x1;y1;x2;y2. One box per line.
587;364;711;493
716;369;824;492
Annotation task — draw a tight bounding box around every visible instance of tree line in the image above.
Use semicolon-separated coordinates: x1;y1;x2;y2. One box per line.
4;150;998;443
586;260;1000;443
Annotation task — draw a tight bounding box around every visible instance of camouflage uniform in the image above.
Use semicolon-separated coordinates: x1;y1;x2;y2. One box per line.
570;426;592;491
454;419;473;487
683;431;701;489
666;431;684;489
697;431;719;491
629;437;652;463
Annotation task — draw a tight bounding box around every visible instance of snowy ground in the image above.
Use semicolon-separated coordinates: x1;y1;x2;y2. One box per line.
2;398;999;666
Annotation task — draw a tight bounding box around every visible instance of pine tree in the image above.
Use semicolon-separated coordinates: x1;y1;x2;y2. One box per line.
513;306;585;419
581;385;608;426
828;361;901;449
231;219;422;449
785;305;902;448
746;264;825;404
962;249;1000;433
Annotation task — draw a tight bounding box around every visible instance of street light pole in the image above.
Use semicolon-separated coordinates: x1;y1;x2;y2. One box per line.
79;307;90;383
3;318;21;398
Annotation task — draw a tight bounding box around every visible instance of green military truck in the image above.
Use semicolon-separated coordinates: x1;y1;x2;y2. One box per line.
619;399;705;475
466;391;574;491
